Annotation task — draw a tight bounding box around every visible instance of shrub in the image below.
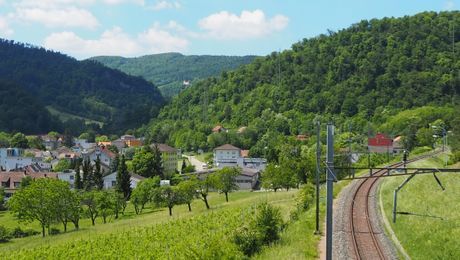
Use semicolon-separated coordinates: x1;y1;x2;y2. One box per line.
296;183;315;211
10;227;40;238
233;226;261;256
0;226;11;243
49;228;60;236
253;202;283;245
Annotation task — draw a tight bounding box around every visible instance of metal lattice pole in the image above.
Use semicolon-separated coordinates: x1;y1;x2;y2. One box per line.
326;123;334;260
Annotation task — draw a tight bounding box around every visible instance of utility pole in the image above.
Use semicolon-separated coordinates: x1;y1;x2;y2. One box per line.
315;121;321;235
326;123;334;260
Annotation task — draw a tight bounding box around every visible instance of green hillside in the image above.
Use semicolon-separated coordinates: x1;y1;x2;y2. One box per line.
0;39;165;134
90;53;256;98
141;11;459;155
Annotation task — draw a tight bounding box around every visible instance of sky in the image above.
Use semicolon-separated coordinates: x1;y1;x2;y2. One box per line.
0;0;457;59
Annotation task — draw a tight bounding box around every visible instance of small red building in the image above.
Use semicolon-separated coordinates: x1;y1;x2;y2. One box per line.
368;133;393;153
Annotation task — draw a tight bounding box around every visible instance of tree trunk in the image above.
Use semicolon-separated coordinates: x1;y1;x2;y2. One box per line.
73;220;79;230
204;197;210;209
225;192;229;202
42;225;45;237
187;203;192;212
274;188;278;192
168;207;172;216
103;215;107;224
91;216;96;226
63;221;67;232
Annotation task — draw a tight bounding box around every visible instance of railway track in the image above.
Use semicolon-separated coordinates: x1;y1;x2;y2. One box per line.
349;154;435;260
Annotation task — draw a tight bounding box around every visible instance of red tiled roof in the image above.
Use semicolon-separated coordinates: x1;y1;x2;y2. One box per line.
368;133;393;147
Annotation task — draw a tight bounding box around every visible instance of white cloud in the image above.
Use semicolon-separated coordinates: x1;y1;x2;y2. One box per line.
102;0;144;5
444;0;455;10
14;7;99;29
199;10;289;40
43;24;188;59
13;0;96;8
0;16;14;37
138;24;188;53
150;1;181;11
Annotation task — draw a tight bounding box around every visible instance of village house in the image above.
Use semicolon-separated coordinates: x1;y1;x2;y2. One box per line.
40;134;62;150
151;143;180;176
103;172;145;189
0;171;58;198
0;148;34;171
82;146;116;173
368;133;394;153
213;144;267;171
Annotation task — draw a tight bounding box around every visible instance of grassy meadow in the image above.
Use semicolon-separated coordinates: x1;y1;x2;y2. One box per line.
0;189;329;259
380;155;460;259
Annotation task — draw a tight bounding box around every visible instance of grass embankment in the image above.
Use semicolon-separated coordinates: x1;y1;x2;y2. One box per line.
0;190;298;258
380;155;460;259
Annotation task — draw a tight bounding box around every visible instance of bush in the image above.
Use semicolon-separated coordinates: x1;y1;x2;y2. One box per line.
253;202;283;245
10;227;40;238
49;228;60;235
0;226;11;243
232;203;283;256
233;226;261;256
296;183;315;211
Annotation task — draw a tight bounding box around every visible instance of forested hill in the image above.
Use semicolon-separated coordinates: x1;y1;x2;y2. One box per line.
143;11;459;152
90;53;256;98
0;39;165;134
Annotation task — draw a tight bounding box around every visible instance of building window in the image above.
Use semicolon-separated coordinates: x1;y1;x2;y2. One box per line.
14;182;20;188
70;175;74;180
111;181;116;187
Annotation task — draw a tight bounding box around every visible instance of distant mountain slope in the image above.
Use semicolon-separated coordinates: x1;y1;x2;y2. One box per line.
0;39;165;134
144;11;459;152
90;53;257;97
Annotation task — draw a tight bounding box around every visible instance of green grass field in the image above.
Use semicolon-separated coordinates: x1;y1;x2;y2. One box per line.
0;190;308;258
380;155;460;259
46;106;104;127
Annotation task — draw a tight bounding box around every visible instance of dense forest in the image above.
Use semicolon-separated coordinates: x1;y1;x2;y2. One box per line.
90;53;256;98
0;81;61;133
141;11;459;158
0;39;165;134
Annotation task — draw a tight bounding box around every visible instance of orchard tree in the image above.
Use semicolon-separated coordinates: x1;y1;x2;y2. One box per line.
261;164;283;192
8;178;63;237
96;190;114;223
196;174;216;209
130;177;159;214
116;155;131;199
214;167;240;202
54;183;81;232
113;192;126;219
154;185;180;216
81;191;99;226
177;179;198;212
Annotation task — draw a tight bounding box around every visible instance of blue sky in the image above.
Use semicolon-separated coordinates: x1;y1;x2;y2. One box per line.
0;0;457;59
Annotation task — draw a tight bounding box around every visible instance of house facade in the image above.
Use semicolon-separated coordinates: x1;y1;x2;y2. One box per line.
103;172;145;189
213;144;267;171
0;148;34;171
368;133;394;153
152;144;180;176
0;171;58;197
